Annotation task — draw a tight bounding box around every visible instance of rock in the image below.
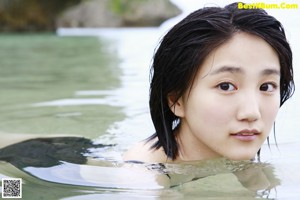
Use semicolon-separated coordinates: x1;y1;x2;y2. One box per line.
0;0;82;32
56;0;181;28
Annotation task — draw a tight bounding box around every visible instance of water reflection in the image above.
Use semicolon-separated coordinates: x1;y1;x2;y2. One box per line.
0;137;280;198
0;137;112;168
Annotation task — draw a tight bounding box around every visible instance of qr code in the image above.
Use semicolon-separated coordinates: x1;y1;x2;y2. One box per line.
1;178;22;198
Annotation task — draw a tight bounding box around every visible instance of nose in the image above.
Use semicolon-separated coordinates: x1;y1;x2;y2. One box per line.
236;93;261;122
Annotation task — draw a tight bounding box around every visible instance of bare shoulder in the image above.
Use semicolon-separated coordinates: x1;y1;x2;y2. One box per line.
123;139;168;163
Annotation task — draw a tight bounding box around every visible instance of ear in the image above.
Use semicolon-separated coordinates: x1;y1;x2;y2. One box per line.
167;93;185;117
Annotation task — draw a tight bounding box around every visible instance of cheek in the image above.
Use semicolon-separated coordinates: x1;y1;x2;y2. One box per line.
195;98;234;126
263;99;280;123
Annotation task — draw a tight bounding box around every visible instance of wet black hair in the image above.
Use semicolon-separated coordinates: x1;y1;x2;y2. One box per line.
148;2;294;160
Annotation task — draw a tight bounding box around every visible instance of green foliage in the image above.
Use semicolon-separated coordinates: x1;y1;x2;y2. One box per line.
109;0;127;15
109;0;149;15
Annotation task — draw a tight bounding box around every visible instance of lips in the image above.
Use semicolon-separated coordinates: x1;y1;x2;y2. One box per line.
230;129;260;141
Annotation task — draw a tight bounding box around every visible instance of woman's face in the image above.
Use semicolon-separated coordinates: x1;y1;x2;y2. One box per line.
171;32;281;161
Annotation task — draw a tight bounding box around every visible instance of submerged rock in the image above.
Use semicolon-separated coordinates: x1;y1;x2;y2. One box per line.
56;0;182;28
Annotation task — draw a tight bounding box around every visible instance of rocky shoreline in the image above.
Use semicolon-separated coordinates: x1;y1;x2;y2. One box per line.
0;0;181;32
57;0;181;28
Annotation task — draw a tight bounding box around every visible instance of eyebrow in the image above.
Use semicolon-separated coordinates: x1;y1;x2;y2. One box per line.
210;66;280;76
261;68;280;76
210;66;243;75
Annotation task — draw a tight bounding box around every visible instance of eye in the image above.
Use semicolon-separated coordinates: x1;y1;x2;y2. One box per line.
260;82;277;92
217;82;237;91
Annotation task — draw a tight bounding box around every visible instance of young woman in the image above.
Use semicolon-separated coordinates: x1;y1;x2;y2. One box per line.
123;2;294;163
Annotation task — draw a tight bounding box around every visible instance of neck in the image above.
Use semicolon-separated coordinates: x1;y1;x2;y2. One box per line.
174;125;221;162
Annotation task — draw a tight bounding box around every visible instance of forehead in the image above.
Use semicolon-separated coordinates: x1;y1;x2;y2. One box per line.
198;32;280;77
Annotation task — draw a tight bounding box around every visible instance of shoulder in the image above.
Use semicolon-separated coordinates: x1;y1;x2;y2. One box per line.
122;138;169;163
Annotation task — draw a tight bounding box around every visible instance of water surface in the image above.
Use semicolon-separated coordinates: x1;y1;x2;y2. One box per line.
1;1;300;199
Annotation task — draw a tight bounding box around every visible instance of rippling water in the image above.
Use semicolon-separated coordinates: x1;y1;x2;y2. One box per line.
1;0;300;199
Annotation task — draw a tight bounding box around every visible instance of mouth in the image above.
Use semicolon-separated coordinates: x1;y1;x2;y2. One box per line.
230;129;261;141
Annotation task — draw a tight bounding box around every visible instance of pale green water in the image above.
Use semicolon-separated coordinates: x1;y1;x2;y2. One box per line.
1;0;300;198
0;34;124;138
0;27;300;199
0;34;125;199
